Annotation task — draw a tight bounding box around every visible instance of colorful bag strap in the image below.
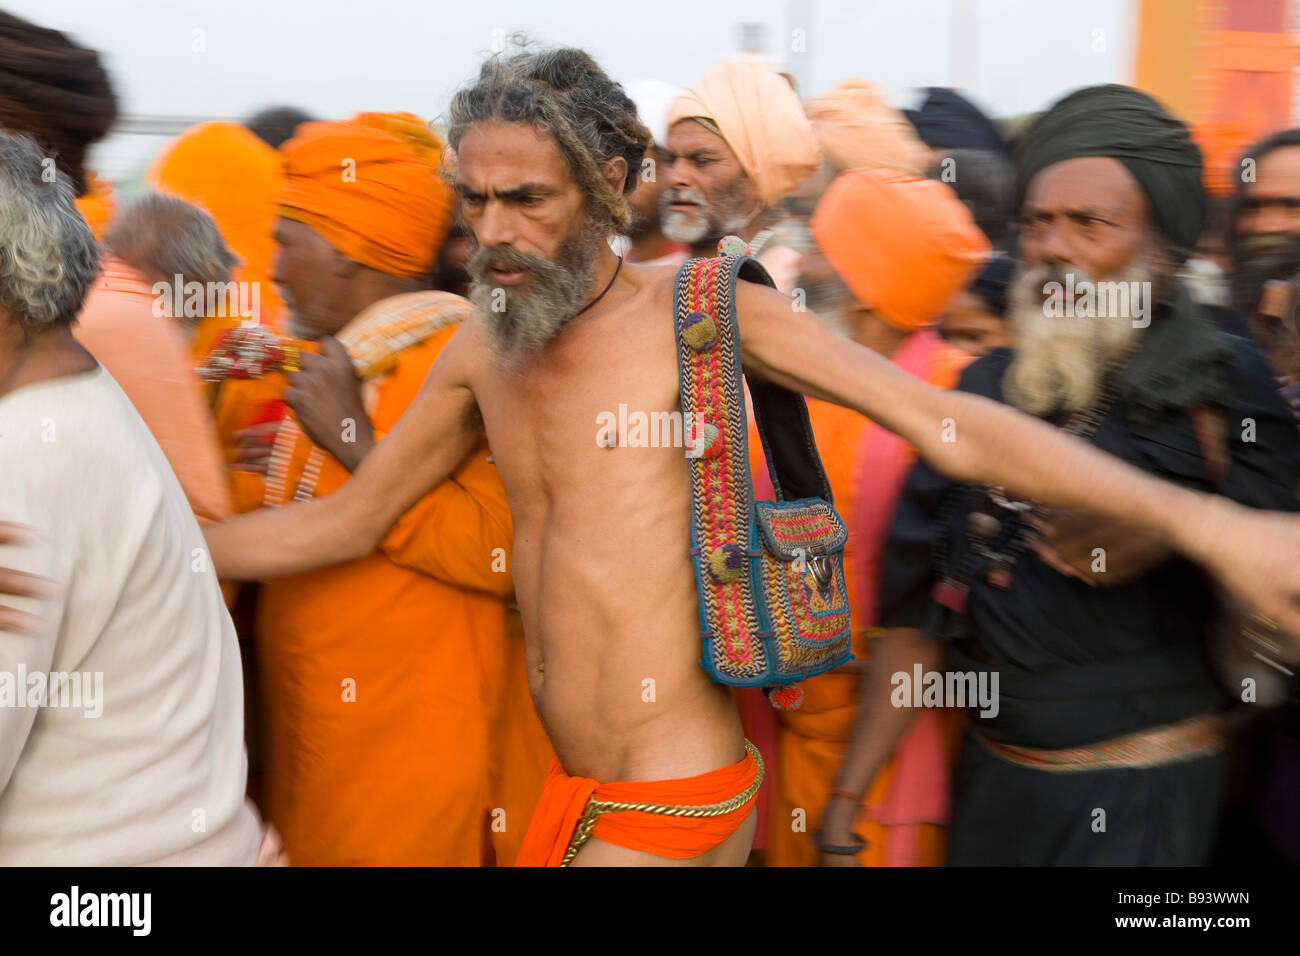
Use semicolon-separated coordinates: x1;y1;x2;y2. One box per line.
673;252;835;507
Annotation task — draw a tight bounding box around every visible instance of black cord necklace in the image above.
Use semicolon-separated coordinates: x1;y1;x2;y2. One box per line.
572;256;623;319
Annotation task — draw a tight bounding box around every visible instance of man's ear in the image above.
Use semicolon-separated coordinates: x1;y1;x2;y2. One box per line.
602;156;628;195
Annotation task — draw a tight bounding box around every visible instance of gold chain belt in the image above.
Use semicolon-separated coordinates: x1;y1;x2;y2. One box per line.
975;713;1224;773
560;739;765;867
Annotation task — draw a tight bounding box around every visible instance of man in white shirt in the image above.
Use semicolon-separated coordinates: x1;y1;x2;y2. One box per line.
0;130;265;865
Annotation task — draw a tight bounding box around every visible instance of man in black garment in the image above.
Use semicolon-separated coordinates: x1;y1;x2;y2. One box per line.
878;85;1300;866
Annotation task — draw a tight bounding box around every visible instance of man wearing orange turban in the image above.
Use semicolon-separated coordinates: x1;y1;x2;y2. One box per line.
751;167;987;867
663;61;820;291
216;115;550;865
275;118;452;283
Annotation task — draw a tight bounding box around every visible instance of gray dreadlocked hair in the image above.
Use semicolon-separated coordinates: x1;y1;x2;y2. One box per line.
0;129;99;330
446;44;652;232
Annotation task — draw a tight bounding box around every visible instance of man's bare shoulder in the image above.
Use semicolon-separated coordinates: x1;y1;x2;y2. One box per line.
434;304;493;387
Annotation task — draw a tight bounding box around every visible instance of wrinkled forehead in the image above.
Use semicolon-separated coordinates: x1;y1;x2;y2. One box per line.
1022;155;1148;222
454;121;576;193
666;117;739;163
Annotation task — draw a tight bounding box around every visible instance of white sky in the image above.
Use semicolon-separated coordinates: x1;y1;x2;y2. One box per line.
7;0;1138;183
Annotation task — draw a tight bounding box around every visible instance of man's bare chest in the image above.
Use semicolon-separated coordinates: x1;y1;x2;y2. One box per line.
472;292;686;506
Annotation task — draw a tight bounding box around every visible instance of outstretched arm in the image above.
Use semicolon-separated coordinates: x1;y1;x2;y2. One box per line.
202;320;485;581
737;281;1300;639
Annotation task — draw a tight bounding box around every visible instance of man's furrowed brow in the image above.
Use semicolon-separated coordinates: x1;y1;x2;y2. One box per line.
455;181;557;202
496;182;558;201
1023;201;1119;219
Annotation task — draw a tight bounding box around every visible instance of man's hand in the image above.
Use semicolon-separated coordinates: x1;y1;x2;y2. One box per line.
284;336;375;472
202;319;484;583
231;420;280;474
1179;497;1300;649
1025;509;1173;586
0;522;54;634
817;796;863;867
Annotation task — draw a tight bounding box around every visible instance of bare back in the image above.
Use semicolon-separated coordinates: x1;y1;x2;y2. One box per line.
464;262;746;785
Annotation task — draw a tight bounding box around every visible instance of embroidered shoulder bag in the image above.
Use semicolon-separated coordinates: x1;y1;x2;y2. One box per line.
673;248;853;709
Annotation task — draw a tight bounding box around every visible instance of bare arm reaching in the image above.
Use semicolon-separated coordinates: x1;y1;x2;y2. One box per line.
737;281;1300;639
202;320;485;581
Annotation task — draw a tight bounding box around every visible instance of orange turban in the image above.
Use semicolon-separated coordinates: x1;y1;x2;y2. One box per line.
668;61;819;207
811;168;989;332
277;117;452;278
146;121;283;328
805;80;931;176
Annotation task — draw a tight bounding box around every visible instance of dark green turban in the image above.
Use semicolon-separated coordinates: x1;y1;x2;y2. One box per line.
1014;84;1204;261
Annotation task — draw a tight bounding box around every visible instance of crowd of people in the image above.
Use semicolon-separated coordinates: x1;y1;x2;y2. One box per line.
2;10;1300;867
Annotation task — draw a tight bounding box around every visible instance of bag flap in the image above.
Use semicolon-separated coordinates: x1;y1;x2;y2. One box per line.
754;498;848;561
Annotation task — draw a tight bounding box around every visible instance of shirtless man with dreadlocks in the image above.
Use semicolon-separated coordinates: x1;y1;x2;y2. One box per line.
48;48;1300;865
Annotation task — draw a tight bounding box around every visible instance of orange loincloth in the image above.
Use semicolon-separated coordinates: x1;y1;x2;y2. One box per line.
515;742;762;866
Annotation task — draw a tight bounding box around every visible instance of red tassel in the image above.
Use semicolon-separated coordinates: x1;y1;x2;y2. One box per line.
768;684;804;711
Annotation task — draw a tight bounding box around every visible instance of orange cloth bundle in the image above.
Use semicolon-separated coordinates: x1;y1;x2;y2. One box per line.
515;743;761;866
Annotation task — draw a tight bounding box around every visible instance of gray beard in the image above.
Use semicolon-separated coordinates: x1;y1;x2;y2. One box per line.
659;181;755;246
467;222;608;369
1004;260;1153;416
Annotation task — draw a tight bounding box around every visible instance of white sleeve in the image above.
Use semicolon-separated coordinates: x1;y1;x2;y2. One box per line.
0;527;66;794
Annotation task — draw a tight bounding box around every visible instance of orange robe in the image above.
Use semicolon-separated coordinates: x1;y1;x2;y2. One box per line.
74;255;232;525
228;320;549;865
751;330;970;866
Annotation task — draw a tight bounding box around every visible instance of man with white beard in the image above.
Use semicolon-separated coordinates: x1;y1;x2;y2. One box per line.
877;85;1300;865
660;61;818;291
